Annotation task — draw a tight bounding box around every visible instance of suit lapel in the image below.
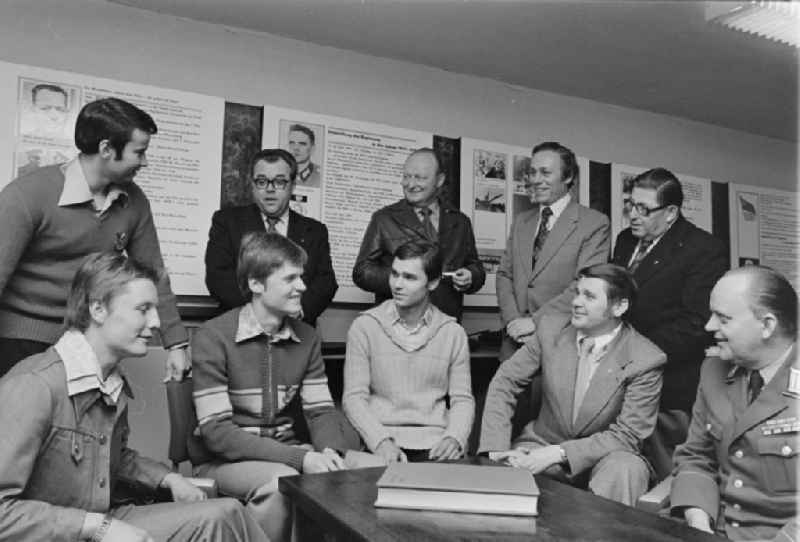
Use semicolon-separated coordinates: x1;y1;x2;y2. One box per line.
438;203;459;243
572;326;630;434
245;204;268;234
287;210;307;245
531;201;578;283
732;347;797;440
630;216;688;286
550;324;581;432
518;209;539;284
391;201;430;241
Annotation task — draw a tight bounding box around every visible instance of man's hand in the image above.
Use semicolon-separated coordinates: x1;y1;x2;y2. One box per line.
161;472;207;503
506;317;536;342
322;448;346;470
303;450;344;473
508;445;562;474
104;519;154;542
684;507;714;533
428;436;462;461
375;439;407;464
451;268;473;292
163;347;190;382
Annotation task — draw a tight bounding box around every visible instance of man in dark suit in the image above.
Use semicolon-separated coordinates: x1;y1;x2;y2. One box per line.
671;266;798;542
352;148;485;320
612;167;728;480
205;148;337;326
497;141;610;360
480;263;666;506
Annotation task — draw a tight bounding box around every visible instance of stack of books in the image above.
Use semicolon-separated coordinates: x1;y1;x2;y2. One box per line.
374;463;539;516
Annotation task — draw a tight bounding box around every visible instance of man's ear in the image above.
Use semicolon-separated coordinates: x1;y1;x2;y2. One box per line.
89;300;108;325
612;298;629;319
435;172;446;190
98;139;114;160
760;312;778;340
248;278;265;296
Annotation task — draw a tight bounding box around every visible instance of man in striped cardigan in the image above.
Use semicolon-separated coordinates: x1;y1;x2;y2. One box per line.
191;232;358;542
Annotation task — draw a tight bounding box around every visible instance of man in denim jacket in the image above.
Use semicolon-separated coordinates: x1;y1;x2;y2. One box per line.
0;252;266;542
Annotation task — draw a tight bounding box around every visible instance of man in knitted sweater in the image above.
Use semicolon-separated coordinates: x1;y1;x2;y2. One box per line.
191;232;359;541
0;97;189;380
343;241;475;463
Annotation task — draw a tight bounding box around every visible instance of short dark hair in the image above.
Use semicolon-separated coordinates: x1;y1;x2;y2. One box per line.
532;141;579;187
393;241;443;282
409;148;443;176
74;98;157;158
633;167;684;209
32;83;67;105
577;263;638;317
237;232;307;298
64;252;159;333
733;265;798;338
288;123;316;145
250;148;298;181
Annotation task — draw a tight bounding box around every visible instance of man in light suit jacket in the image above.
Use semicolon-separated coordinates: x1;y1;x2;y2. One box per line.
497;141;610;360
671;266;798;542
612;167;728;480
205;148;337;326
480;263;666;506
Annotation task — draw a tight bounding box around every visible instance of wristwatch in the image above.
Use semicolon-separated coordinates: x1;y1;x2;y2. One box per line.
558;446;568;464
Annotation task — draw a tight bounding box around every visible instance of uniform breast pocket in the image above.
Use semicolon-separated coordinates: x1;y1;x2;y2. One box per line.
757;437;798;493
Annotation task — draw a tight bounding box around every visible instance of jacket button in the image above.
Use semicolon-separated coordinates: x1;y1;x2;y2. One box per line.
734;450;743;458
731;521;740;528
733;503;741;510
733;479;743;488
781;445;792;456
99;477;106;488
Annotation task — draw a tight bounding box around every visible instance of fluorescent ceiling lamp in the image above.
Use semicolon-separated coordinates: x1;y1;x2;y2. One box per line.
706;1;800;48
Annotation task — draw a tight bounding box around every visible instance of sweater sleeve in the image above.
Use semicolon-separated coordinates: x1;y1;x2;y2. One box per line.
442;325;475;451
0;373;87;542
342;318;393;451
191;324;307;471
126;189;188;348
0;182;35;300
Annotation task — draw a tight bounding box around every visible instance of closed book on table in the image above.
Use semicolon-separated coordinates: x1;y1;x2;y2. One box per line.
375;463;538;516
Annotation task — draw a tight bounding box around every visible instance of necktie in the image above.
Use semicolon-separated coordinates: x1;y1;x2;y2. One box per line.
419;206;437;241
532;206;553;270
628;239;652;273
266;216;279;233
748;369;764;404
572;336;596;423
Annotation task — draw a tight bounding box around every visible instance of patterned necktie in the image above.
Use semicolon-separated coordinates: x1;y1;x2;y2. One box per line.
572;336;596;423
532;206;553;270
748;369;764;404
265;216;279;233
419;206;437;241
628;239;652;273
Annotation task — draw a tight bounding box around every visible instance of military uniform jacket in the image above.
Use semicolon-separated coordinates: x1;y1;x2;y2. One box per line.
671;349;799;541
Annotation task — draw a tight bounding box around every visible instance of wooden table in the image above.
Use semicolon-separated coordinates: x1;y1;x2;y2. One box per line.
279;461;724;542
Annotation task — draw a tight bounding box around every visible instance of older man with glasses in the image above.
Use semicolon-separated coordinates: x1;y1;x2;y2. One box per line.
205;148;338;326
612;167;728;481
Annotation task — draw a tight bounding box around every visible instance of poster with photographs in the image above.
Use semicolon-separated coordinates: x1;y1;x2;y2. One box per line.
0;60;225;295
262;105;433;303
729;183;798;288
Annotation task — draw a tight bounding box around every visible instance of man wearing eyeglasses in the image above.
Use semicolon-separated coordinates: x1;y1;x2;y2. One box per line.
611;167;728;481
205;148;337;326
353;148;485;321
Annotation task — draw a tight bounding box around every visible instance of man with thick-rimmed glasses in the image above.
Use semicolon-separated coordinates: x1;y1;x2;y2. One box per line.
205;148;337;326
612;167;728;481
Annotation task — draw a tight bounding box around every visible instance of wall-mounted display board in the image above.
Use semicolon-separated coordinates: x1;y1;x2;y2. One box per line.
459;138;589;307
0;60;224;296
729;183;798;288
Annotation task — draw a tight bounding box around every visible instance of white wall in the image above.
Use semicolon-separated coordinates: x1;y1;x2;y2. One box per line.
0;0;796;341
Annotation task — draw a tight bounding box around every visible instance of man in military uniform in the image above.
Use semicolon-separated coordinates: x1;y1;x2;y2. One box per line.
671;266;798;541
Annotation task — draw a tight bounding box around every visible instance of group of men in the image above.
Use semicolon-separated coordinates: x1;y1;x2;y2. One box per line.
0;96;795;542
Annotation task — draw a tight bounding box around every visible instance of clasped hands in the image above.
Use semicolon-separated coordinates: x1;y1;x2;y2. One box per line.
490;445;563;474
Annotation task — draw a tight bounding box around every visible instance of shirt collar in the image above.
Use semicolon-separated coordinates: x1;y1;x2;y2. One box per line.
261;208;290;225
761;344;795;385
546;192;571;221
57;157;128;210
388;301;433;328
576;323;623;354
54;330;125;404
638;218;676;251
235;303;300;343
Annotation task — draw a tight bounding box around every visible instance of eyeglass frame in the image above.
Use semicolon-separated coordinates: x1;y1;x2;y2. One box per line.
628;201;672;217
252;175;292;191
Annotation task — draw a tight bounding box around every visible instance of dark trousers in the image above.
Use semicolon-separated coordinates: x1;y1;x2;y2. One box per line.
402;448;434;463
0;337;50;378
643;409;691;482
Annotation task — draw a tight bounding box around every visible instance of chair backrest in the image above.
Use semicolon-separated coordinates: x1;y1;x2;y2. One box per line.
165;378;198;467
